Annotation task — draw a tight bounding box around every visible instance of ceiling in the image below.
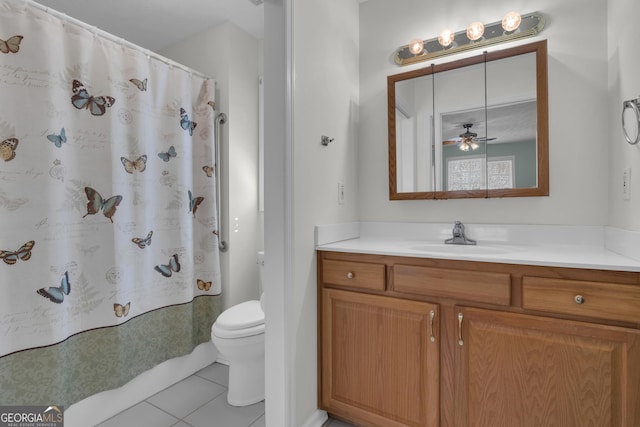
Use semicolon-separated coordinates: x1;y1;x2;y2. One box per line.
33;0;264;52
441;101;537;145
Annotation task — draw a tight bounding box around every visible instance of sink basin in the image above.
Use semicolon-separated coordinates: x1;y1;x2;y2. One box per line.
408;242;512;255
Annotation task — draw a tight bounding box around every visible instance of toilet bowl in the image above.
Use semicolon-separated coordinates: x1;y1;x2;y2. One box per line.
211;252;265;406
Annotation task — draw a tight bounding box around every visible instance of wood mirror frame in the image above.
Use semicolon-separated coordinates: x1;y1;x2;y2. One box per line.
388;40;548;200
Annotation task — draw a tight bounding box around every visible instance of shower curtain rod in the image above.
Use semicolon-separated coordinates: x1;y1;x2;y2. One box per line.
23;0;212;81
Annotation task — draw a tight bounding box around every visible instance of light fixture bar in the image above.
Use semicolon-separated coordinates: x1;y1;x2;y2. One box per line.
395;12;545;66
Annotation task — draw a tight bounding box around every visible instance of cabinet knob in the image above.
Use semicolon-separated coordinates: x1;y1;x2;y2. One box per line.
574;295;585;304
346;272;354;279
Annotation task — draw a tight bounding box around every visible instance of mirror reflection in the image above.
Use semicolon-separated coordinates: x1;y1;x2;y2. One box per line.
388;40;548;199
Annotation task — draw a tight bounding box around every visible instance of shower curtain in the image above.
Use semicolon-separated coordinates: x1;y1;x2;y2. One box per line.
0;0;222;407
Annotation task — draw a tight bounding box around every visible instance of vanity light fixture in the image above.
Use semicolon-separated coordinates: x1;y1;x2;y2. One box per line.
395;11;545;66
438;29;456;48
408;38;424;55
502;12;522;32
466;21;485;41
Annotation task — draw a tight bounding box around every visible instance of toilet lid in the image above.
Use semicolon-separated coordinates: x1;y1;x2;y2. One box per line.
215;300;264;331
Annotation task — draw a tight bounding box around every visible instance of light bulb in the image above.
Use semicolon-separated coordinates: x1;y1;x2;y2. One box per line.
460;143;469;152
408;38;424;55
438;29;455;47
470;141;479;150
502;12;522;32
466;22;484;41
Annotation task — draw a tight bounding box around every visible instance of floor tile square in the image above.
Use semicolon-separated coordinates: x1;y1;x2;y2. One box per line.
183;392;264;427
96;401;179;427
195;362;229;387
146;374;226;418
249;414;265;427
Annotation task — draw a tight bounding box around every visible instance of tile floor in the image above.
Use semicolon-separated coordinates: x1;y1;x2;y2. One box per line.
96;362;357;427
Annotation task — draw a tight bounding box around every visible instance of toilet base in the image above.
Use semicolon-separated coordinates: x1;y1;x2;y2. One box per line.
227;357;265;406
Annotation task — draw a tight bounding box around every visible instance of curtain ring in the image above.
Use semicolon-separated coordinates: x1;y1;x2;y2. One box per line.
622;97;640;145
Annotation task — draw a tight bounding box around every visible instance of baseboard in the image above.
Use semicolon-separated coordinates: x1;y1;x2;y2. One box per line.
300;409;329;427
215;356;230;365
64;341;218;427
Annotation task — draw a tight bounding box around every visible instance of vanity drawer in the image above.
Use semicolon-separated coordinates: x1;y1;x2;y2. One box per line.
393;264;511;306
522;277;640;324
321;259;386;291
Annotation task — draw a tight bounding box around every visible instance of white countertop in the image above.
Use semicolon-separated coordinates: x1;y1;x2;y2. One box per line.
315;222;640;272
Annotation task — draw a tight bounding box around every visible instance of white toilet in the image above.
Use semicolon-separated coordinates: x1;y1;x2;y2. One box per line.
211;251;265;406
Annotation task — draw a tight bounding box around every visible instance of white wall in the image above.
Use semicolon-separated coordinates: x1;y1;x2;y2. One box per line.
160;22;262;310
290;0;360;424
608;0;640;231
359;0;609;225
263;4;361;425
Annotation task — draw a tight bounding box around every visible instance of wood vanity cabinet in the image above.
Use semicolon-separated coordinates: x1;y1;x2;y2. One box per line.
317;251;640;427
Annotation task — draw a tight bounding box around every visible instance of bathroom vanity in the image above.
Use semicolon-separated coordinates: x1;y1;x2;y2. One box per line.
316;233;640;427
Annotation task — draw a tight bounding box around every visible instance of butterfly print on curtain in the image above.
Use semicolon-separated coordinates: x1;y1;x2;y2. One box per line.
47;128;67;148
0;240;35;265
0;138;19;161
179;108;197;136
71;80;115;116
37;271;70;304
0;35;23;54
120;155;147;173
82;187;123;223
154;254;180;277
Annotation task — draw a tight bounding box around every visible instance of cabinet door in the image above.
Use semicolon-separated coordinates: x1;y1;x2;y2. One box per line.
321;288;440;427
454;307;640;427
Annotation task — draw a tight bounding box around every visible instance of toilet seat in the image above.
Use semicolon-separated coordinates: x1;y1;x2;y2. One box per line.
212;300;265;339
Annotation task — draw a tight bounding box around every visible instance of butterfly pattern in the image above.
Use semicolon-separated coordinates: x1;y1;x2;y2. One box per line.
37;271;70;304
154;254;180;277
131;231;153;249
179;108;197;136
82;187;123;223
114;302;131;317
0;240;35;265
0;13;221;360
158;146;177;162
47;128;67;148
188;190;204;217
0;138;18;162
121;155;147;173
129;78;147;91
196;279;212;291
71;80;115;116
0;35;23;54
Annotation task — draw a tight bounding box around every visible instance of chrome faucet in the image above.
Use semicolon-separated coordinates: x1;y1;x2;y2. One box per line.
445;221;476;245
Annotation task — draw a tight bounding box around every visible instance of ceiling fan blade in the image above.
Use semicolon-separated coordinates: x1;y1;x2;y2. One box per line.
442;140;459;145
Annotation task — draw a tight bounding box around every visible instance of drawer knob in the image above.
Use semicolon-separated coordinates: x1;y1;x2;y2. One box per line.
346;272;354;279
574;295;585;304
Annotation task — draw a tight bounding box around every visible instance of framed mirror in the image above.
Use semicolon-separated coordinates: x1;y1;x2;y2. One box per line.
388;40;548;199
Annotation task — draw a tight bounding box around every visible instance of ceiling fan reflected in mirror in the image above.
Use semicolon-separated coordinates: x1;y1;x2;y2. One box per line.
443;123;496;151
